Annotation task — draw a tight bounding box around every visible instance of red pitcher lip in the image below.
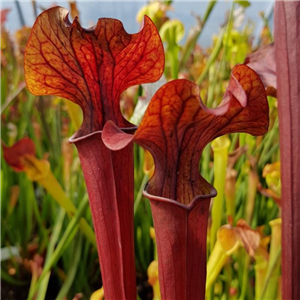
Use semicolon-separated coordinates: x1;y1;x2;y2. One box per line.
143;183;217;212
69;126;137;144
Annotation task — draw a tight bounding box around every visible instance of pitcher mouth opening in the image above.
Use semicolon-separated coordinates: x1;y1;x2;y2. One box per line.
69;126;137;144
143;183;217;212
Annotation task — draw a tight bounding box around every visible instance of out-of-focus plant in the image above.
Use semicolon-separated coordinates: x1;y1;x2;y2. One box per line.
259;162;281;206
258;11;273;46
2;138;95;246
224;26;254;68
90;286;104;300
180;0;217;70
159;19;184;79
68;0;80;20
245;43;276;95
244;157;259;225
207;219;261;290
258;218;281;300
234;1;251;8
147;227;160;300
147;261;160;300
136;1;171;30
210;135;231;250
224;146;247;225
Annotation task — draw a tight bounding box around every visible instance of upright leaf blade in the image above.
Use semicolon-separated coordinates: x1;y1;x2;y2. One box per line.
275;2;300;299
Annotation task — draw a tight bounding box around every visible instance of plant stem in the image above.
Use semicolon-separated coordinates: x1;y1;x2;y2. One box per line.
55;233;83;299
239;253;250;300
28;196;89;299
34;209;66;300
180;0;217;69
38;171;96;247
260;218;282;300
14;0;25;27
196;28;224;86
134;173;149;215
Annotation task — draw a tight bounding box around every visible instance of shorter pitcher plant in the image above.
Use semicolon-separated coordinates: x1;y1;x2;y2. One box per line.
103;65;269;299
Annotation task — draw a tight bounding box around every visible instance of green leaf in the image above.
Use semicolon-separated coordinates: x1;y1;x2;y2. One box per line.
234;1;251;8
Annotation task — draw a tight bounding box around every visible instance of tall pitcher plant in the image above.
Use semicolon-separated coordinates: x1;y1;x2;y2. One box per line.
24;7;164;299
24;7;269;300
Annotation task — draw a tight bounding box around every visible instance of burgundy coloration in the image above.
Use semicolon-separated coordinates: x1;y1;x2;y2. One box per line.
245;43;276;89
146;191;214;300
103;65;269;299
2;138;36;171
275;2;300;299
24;6;164;299
70;133;135;299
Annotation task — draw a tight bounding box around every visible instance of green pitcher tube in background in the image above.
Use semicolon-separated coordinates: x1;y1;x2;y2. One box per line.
210;135;231;251
261;218;282;300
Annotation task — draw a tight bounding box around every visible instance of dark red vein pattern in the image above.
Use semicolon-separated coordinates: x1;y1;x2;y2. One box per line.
142;65;268;300
103;64;269;300
137;65;268;205
24;6;165;300
104;65;269;205
25;6;164;136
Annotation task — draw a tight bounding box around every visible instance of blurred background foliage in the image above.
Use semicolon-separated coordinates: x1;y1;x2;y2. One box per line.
1;1;280;299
